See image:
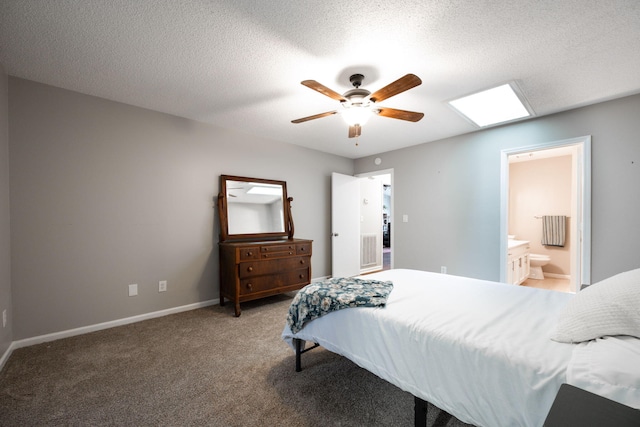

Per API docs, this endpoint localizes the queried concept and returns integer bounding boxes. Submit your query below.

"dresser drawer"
[238,256,309,278]
[260,250,296,259]
[260,243,296,253]
[296,242,311,255]
[238,247,260,261]
[259,243,298,259]
[239,268,309,295]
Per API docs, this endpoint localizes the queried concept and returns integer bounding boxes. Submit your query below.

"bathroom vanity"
[507,239,530,285]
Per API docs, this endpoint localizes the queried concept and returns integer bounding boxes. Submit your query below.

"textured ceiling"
[2,0,640,159]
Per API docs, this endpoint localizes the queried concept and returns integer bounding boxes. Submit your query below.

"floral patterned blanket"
[286,277,394,333]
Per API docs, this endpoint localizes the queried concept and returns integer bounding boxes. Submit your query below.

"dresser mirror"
[218,175,294,242]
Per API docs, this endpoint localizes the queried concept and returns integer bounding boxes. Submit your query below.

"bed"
[281,268,640,427]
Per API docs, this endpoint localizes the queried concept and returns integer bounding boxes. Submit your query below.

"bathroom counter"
[508,239,530,249]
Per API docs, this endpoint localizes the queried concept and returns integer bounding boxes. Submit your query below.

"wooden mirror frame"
[217,175,294,242]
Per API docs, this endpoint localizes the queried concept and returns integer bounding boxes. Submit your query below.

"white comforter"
[282,269,640,427]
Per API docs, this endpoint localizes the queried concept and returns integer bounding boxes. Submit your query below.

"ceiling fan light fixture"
[341,103,373,126]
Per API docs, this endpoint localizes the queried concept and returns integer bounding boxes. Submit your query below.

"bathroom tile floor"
[522,277,572,293]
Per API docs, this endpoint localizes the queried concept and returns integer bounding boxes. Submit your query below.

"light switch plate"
[128,284,138,297]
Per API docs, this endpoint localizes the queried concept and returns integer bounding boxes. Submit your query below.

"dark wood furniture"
[219,238,312,316]
[217,175,312,316]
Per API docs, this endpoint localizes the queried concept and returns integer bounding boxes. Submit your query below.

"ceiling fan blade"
[291,111,337,123]
[301,80,347,102]
[348,124,361,138]
[376,107,424,122]
[369,74,422,103]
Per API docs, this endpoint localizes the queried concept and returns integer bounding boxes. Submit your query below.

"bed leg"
[294,338,303,372]
[414,396,428,427]
[293,338,320,372]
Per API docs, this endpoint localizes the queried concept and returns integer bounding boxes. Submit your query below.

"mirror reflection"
[226,179,286,235]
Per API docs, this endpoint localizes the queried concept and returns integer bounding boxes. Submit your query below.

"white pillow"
[552,268,640,343]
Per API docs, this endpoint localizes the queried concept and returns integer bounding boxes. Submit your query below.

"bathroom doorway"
[499,136,591,293]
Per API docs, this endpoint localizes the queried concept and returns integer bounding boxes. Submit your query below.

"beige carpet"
[0,294,473,426]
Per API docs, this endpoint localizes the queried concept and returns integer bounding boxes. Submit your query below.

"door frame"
[499,136,591,290]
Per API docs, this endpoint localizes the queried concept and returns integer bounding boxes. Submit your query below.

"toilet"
[529,254,551,280]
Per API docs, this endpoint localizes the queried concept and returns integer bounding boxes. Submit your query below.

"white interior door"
[331,172,360,277]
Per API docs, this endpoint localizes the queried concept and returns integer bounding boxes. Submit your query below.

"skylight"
[449,83,532,127]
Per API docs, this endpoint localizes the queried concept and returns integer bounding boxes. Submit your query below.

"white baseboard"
[0,341,17,372]
[9,298,219,353]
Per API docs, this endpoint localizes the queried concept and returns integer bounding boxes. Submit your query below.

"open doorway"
[357,172,392,274]
[500,136,591,293]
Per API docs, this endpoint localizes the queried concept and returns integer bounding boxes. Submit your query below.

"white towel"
[542,215,566,247]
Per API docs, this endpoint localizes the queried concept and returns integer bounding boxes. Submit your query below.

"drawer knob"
[247,266,254,272]
[300,259,305,265]
[299,274,304,279]
[247,251,253,256]
[246,283,253,290]
[300,247,305,252]
[289,251,293,255]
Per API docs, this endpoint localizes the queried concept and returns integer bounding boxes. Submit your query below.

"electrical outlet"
[2,309,6,328]
[128,284,138,297]
[158,280,167,292]
[441,266,447,274]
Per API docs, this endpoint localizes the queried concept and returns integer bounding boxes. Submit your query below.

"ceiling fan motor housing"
[349,73,365,88]
[343,88,371,105]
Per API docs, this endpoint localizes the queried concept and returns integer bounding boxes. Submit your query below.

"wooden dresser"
[219,238,312,316]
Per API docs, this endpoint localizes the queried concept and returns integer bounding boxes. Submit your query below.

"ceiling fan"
[292,73,424,138]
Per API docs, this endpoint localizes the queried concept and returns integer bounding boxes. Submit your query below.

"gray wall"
[9,77,352,340]
[355,93,640,283]
[0,64,12,354]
